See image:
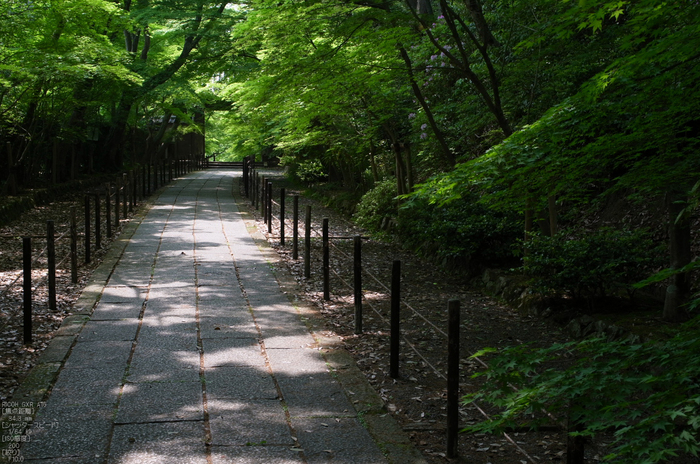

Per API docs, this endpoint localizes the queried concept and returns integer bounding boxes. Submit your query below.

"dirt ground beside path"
[237,173,599,464]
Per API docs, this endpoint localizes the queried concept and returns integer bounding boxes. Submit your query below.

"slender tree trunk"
[404,142,414,191]
[399,46,455,167]
[394,143,407,195]
[369,140,379,184]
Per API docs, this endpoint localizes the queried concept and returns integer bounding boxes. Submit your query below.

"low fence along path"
[18,170,395,463]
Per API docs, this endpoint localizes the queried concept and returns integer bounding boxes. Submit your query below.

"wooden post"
[133,169,138,206]
[354,236,362,334]
[304,206,311,278]
[47,221,56,311]
[390,260,401,379]
[280,187,286,245]
[154,162,158,190]
[84,195,91,264]
[255,173,265,210]
[567,398,585,464]
[114,177,120,229]
[129,171,134,212]
[243,156,249,197]
[122,173,128,219]
[23,237,32,345]
[251,169,256,206]
[261,176,266,217]
[447,299,460,458]
[267,182,273,234]
[292,195,299,260]
[70,207,77,283]
[105,184,112,238]
[95,193,101,250]
[323,218,330,301]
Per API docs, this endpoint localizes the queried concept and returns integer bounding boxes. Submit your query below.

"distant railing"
[0,155,205,346]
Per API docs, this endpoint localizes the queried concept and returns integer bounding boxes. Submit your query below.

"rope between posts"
[329,266,445,380]
[56,251,71,269]
[330,241,555,425]
[308,221,450,341]
[0,237,55,300]
[328,257,538,464]
[0,274,23,301]
[327,266,536,462]
[249,191,546,462]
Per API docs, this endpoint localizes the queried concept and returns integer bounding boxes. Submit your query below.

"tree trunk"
[394,143,407,195]
[369,140,379,183]
[663,192,691,322]
[404,142,414,191]
[398,46,455,167]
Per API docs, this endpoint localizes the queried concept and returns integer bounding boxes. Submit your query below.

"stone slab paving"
[9,170,424,464]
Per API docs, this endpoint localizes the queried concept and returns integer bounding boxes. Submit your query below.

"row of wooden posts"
[15,158,202,346]
[240,158,463,458]
[240,161,591,463]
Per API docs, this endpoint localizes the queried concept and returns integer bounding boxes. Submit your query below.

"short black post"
[122,173,128,219]
[252,170,257,207]
[84,195,91,264]
[147,164,152,195]
[292,195,299,260]
[105,183,112,238]
[267,182,273,233]
[153,163,158,190]
[323,218,330,301]
[280,188,286,246]
[258,173,262,209]
[129,170,135,212]
[95,193,101,250]
[447,299,461,458]
[142,165,146,199]
[243,156,249,197]
[115,177,121,228]
[47,221,56,311]
[135,169,139,204]
[390,260,401,379]
[23,237,32,345]
[70,207,77,284]
[354,236,362,334]
[304,206,311,278]
[567,397,586,464]
[261,176,266,217]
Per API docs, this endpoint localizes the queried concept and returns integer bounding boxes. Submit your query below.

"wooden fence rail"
[1,157,199,346]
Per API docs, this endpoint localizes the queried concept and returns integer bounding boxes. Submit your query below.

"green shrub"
[353,179,398,232]
[397,194,522,272]
[522,228,664,299]
[465,321,700,463]
[280,156,326,185]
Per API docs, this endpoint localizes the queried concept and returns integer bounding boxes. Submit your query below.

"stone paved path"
[15,170,410,464]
